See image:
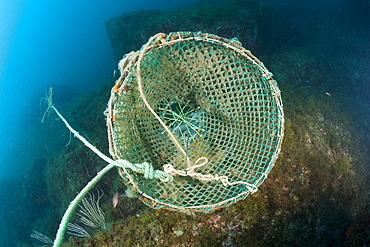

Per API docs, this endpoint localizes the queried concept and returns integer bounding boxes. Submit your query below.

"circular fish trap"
[106,32,284,214]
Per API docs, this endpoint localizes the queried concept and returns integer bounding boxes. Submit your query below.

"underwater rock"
[105,0,301,60]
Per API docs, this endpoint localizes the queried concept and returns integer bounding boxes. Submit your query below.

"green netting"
[106,32,284,214]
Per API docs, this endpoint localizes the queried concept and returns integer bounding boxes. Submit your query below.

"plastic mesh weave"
[107,32,284,213]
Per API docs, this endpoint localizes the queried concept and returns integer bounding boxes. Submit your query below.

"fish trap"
[106,32,284,214]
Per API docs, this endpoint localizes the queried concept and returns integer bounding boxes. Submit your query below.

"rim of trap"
[106,32,284,214]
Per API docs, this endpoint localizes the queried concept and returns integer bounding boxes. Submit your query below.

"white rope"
[163,157,259,194]
[135,33,192,167]
[43,88,172,183]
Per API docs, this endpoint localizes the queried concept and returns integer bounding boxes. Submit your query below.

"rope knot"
[142,162,154,179]
[112,159,173,182]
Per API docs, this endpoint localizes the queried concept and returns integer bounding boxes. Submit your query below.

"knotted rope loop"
[112,159,173,182]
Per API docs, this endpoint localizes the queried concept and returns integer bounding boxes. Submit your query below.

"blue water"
[0,0,199,180]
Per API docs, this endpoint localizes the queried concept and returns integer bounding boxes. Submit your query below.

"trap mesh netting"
[106,32,284,213]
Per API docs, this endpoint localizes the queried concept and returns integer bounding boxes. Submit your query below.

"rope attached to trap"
[42,88,172,247]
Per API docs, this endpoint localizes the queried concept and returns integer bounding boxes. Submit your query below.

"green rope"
[53,162,115,247]
[53,160,172,247]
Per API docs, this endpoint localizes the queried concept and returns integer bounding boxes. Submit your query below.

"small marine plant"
[76,188,106,230]
[30,230,53,245]
[64,189,106,240]
[67,223,91,238]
